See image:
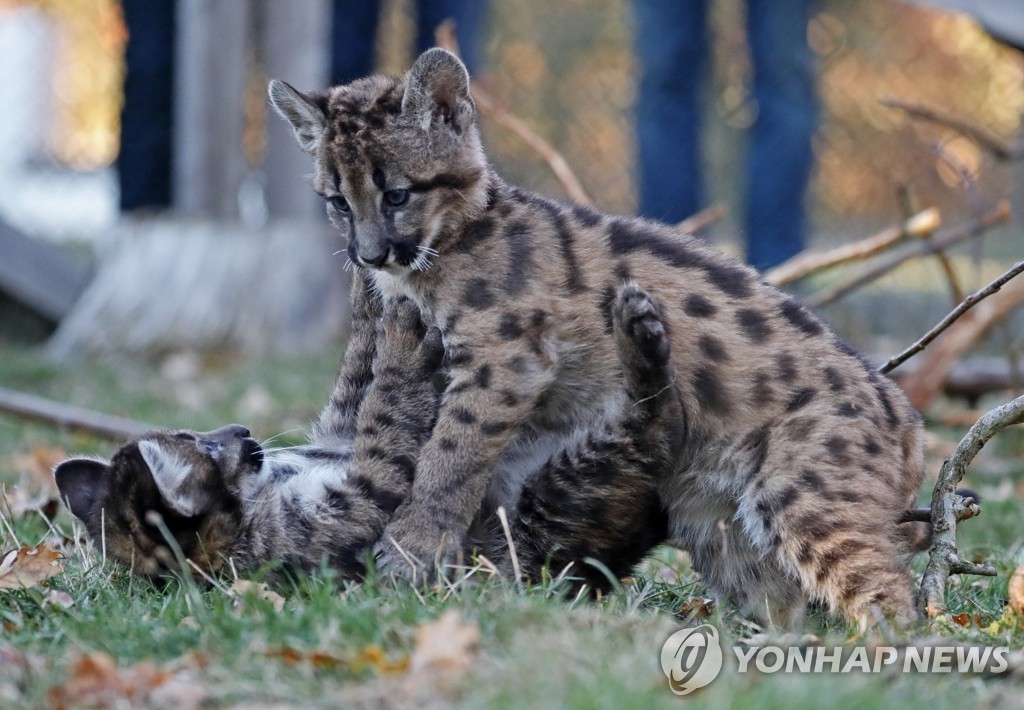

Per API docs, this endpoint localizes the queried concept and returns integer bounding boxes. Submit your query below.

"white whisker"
[412,245,436,272]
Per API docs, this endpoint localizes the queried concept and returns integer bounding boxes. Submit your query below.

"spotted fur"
[269,49,927,624]
[55,299,444,580]
[56,288,683,592]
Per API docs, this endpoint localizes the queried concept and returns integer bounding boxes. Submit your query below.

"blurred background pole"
[261,0,331,220]
[173,0,250,218]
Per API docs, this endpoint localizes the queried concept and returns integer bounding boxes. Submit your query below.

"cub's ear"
[402,48,475,133]
[268,79,329,153]
[137,439,207,518]
[54,458,108,523]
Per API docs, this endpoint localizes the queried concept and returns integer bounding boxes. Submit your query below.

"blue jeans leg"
[331,0,383,84]
[633,0,708,224]
[119,0,176,212]
[744,0,818,270]
[416,0,489,74]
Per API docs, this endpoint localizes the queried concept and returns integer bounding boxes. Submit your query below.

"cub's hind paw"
[613,284,670,367]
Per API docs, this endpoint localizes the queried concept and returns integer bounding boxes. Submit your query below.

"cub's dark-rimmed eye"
[384,189,409,207]
[174,433,195,441]
[327,195,350,213]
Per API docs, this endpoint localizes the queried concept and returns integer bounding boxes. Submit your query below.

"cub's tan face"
[54,425,262,579]
[268,48,490,273]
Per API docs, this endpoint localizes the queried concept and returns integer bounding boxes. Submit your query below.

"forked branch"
[920,395,1024,619]
[806,201,1010,308]
[765,208,940,286]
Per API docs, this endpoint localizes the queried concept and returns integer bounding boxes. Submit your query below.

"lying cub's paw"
[372,528,462,586]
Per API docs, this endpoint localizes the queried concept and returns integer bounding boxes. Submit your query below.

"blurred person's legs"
[330,0,382,84]
[744,0,818,270]
[415,0,489,74]
[119,0,176,212]
[633,0,708,224]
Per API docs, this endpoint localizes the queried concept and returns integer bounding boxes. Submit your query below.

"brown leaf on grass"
[1008,563,1024,615]
[408,611,480,678]
[359,644,410,676]
[1,484,60,522]
[12,446,66,494]
[42,589,75,610]
[0,545,63,590]
[227,579,285,612]
[951,613,972,627]
[678,596,716,621]
[47,652,207,710]
[2,446,67,523]
[266,644,410,675]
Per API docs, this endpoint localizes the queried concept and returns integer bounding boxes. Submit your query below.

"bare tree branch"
[897,178,964,304]
[900,271,1024,409]
[882,97,1024,161]
[435,21,592,206]
[920,395,1024,619]
[764,208,940,286]
[676,203,727,235]
[806,201,1011,308]
[0,386,153,441]
[879,260,1024,375]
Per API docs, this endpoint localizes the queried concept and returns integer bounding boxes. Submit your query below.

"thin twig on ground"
[435,21,592,206]
[0,386,153,441]
[806,201,1010,308]
[879,261,1024,375]
[920,395,1024,619]
[764,208,940,286]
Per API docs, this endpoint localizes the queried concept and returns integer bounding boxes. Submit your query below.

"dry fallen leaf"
[47,651,207,710]
[409,611,480,678]
[12,446,66,493]
[0,545,63,590]
[359,645,410,676]
[951,612,972,627]
[678,596,716,621]
[228,579,286,612]
[1008,562,1024,615]
[4,488,59,522]
[42,589,75,610]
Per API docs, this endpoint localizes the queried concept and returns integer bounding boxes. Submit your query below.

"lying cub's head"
[54,424,262,578]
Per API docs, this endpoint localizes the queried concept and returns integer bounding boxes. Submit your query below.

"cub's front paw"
[373,524,462,585]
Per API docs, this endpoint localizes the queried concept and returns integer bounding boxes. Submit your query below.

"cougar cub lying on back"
[55,288,679,590]
[268,48,927,625]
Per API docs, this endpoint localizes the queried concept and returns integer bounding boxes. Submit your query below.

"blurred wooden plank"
[262,0,330,219]
[0,386,152,441]
[173,0,249,217]
[0,220,92,322]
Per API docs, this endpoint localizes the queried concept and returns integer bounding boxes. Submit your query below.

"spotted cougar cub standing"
[55,288,680,590]
[269,48,926,625]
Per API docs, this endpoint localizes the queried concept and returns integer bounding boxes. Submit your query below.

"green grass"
[1,342,1022,708]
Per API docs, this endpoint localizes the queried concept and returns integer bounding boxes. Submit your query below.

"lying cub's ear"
[54,458,108,523]
[138,440,204,518]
